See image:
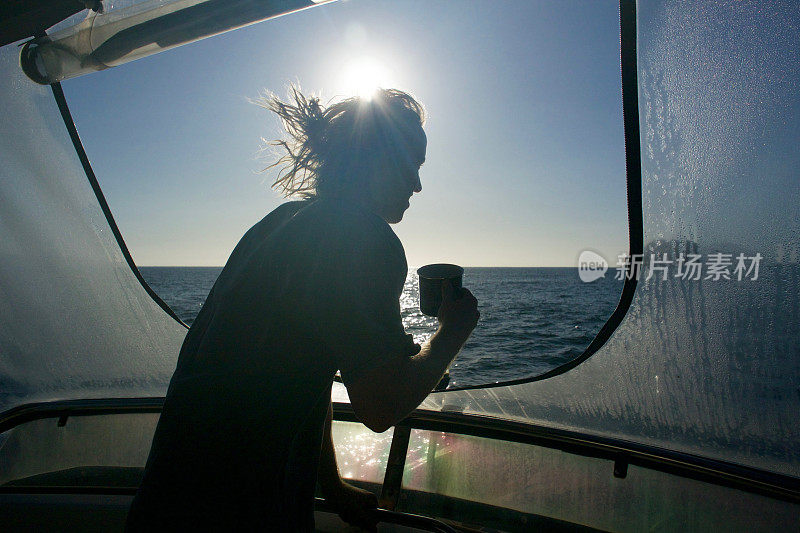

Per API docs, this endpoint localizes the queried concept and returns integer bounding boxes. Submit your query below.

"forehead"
[381,108,426,161]
[395,118,426,159]
[408,124,427,159]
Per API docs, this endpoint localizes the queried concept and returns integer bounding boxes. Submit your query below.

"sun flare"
[340,56,392,99]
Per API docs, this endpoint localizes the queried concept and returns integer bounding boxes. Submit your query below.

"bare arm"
[317,399,343,495]
[318,398,380,531]
[344,280,479,433]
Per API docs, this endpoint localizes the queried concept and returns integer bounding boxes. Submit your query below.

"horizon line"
[137,265,595,269]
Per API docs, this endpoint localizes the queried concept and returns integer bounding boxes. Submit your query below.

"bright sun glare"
[340,56,392,99]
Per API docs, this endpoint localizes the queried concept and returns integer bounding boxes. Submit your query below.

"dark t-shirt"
[126,198,419,531]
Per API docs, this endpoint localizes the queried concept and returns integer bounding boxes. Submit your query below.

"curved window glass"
[62,0,627,387]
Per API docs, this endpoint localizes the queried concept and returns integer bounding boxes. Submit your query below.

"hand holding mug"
[438,279,479,337]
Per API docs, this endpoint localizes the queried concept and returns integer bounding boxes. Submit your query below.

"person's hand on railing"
[322,480,379,532]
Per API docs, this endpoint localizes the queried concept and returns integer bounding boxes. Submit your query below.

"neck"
[316,194,386,222]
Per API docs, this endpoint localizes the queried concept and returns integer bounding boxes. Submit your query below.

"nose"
[412,173,422,193]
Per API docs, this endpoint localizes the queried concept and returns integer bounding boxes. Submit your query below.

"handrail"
[0,483,458,532]
[315,498,460,533]
[1,397,798,504]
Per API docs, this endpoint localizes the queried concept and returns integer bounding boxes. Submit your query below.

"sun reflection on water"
[400,269,438,345]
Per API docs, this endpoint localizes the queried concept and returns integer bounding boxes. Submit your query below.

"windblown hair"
[255,86,426,199]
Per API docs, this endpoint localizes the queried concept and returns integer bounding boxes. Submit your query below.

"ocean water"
[140,267,622,387]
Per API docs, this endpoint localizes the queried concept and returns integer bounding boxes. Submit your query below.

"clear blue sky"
[62,0,627,267]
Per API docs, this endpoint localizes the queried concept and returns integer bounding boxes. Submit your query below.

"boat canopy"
[18,0,329,84]
[1,0,798,502]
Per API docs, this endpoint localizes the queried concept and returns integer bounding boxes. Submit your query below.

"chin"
[378,201,410,224]
[384,207,407,224]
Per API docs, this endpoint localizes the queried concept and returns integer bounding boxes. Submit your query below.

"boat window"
[61,0,627,386]
[397,429,799,531]
[0,413,158,488]
[0,414,388,490]
[2,413,796,531]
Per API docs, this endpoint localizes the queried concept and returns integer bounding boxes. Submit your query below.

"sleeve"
[316,216,421,382]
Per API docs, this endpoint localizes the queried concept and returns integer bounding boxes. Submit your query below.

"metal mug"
[417,263,464,317]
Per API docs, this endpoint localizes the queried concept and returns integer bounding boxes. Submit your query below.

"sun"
[340,56,393,100]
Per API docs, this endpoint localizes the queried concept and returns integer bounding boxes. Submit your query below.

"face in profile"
[369,122,427,224]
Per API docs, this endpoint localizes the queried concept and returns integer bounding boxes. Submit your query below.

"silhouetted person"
[125,88,479,532]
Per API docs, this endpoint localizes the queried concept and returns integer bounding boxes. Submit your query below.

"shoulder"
[294,199,407,273]
[223,200,309,265]
[327,200,404,261]
[299,199,401,243]
[260,200,308,228]
[241,200,308,242]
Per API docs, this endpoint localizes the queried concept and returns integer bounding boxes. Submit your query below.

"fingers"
[334,485,378,532]
[442,280,476,302]
[363,491,378,508]
[437,278,480,335]
[441,278,454,300]
[342,512,376,532]
[452,287,477,311]
[341,508,377,533]
[459,287,477,305]
[440,284,478,311]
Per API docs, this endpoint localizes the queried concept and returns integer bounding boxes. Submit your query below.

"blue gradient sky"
[62,0,627,267]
